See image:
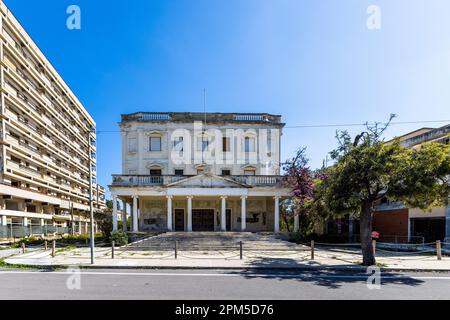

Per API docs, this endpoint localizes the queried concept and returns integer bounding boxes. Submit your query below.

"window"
[128,138,137,153]
[174,169,184,176]
[149,137,161,151]
[173,137,183,152]
[150,169,162,176]
[221,169,231,176]
[222,137,231,152]
[245,137,255,152]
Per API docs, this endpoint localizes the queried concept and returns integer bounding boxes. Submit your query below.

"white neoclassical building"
[109,112,291,233]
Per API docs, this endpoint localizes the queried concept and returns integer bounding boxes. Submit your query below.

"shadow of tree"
[238,257,425,289]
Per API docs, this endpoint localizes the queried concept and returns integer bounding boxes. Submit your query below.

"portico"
[111,174,289,233]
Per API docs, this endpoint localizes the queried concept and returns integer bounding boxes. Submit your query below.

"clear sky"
[5,0,450,198]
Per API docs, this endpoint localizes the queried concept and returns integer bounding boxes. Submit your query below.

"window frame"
[149,136,162,152]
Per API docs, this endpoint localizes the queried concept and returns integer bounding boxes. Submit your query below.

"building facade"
[109,112,291,233]
[373,124,450,243]
[0,2,106,238]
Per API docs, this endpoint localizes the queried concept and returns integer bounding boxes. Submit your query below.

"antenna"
[203,88,207,125]
[202,89,207,166]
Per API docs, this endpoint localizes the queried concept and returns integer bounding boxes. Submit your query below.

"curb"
[3,260,450,273]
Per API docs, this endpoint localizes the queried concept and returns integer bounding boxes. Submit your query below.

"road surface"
[0,268,449,300]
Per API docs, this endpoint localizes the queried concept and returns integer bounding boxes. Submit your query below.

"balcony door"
[150,169,162,176]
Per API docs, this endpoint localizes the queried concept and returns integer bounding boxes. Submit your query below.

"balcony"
[111,175,286,188]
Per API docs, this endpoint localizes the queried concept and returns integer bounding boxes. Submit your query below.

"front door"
[226,209,231,231]
[175,209,185,231]
[192,209,214,231]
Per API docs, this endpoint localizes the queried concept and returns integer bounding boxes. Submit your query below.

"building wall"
[120,121,282,177]
[0,2,106,236]
[373,209,409,240]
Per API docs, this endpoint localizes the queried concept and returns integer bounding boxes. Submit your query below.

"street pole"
[87,129,95,265]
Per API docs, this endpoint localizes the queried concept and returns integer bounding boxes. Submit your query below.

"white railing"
[233,114,265,121]
[111,175,285,187]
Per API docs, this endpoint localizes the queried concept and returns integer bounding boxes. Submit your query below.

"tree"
[316,117,450,266]
[106,199,121,210]
[282,148,317,236]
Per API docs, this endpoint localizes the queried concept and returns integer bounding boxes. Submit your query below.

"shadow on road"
[238,257,425,289]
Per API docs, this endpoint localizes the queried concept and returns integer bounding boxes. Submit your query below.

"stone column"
[187,196,193,232]
[112,195,118,232]
[167,196,173,231]
[23,217,28,227]
[132,196,138,232]
[122,199,127,232]
[274,196,280,233]
[241,196,247,231]
[78,220,83,234]
[220,196,227,232]
[294,214,299,233]
[1,216,7,226]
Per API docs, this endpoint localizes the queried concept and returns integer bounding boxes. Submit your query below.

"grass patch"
[0,257,66,271]
[55,246,77,254]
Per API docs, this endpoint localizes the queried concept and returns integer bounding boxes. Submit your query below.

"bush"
[110,231,128,246]
[11,237,43,248]
[60,233,105,245]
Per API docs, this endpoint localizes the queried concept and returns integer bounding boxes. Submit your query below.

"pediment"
[167,174,250,188]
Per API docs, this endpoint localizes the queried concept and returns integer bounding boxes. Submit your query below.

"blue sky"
[5,0,450,198]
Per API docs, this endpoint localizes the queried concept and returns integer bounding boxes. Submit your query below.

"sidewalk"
[4,246,450,271]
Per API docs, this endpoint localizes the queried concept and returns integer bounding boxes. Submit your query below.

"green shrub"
[11,237,43,248]
[110,231,128,246]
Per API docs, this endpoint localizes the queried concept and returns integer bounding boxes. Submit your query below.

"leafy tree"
[282,148,317,236]
[106,199,121,210]
[316,117,450,265]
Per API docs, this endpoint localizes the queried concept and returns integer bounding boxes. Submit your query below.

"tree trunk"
[283,213,291,232]
[360,201,375,266]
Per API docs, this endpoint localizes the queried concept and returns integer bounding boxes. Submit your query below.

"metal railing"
[351,234,425,245]
[111,174,286,187]
[0,225,69,239]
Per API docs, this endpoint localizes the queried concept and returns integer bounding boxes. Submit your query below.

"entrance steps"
[128,232,300,251]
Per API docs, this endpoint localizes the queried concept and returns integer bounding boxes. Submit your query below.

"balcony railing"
[111,175,286,187]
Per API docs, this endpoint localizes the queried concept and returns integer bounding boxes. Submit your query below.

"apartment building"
[373,124,450,243]
[109,112,291,233]
[0,2,106,238]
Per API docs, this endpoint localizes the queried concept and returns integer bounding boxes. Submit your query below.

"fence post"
[51,240,56,258]
[311,240,315,260]
[437,240,442,261]
[44,240,48,251]
[111,241,115,259]
[372,240,377,257]
[239,241,243,260]
[174,240,178,259]
[21,242,26,254]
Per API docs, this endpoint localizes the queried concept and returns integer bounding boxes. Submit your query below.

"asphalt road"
[0,268,449,300]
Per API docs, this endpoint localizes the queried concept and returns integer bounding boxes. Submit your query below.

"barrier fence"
[9,238,449,262]
[0,225,70,239]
